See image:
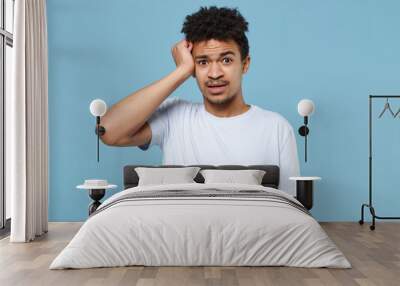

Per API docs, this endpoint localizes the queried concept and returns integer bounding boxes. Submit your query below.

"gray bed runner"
[90,189,310,217]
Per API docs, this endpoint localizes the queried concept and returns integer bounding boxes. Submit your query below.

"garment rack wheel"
[359,203,376,230]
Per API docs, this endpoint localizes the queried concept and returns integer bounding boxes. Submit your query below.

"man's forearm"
[100,67,191,145]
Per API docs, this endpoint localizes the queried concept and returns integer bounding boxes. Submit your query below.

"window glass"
[5,43,12,219]
[0,0,3,29]
[5,0,14,33]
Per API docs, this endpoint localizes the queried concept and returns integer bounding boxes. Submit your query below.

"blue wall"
[47,0,400,222]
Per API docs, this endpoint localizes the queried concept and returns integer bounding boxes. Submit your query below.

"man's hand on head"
[171,39,195,79]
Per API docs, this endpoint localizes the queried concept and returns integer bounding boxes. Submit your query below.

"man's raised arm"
[100,40,194,146]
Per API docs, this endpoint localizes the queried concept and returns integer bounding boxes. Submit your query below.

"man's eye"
[222,58,232,64]
[197,60,207,65]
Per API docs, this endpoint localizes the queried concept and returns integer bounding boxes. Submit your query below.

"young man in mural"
[100,6,300,195]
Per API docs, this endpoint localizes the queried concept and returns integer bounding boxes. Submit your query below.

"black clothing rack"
[359,95,400,230]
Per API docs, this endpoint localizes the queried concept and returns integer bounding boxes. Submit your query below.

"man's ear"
[242,55,250,74]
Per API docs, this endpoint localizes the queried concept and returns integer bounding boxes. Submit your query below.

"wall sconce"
[89,99,107,162]
[297,99,315,162]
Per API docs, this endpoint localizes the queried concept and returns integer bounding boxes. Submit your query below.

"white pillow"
[135,167,201,186]
[200,169,266,185]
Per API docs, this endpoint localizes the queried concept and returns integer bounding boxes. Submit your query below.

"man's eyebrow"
[194,51,236,60]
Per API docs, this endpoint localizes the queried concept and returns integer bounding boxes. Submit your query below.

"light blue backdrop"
[47,0,400,221]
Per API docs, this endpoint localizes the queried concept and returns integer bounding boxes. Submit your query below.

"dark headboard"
[123,165,279,189]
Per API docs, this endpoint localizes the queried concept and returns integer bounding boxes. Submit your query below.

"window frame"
[0,0,14,234]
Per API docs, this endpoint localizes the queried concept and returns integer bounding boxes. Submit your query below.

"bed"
[50,165,351,269]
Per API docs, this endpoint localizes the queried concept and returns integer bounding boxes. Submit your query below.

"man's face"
[192,39,250,105]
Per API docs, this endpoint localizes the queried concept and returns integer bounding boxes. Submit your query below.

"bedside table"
[289,176,321,210]
[77,180,117,215]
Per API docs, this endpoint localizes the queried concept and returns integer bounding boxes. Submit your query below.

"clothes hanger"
[378,98,395,118]
[394,105,400,118]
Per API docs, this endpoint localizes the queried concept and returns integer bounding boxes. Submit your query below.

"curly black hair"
[181,6,249,60]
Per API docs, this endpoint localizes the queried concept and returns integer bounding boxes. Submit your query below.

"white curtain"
[8,0,49,242]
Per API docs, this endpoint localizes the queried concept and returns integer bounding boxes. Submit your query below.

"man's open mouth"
[207,83,228,95]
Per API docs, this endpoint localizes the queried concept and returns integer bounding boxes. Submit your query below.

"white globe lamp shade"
[90,99,107,117]
[297,99,315,117]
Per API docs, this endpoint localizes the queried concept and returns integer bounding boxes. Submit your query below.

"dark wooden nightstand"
[289,176,321,210]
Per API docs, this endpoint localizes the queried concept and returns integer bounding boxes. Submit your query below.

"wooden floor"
[0,222,399,286]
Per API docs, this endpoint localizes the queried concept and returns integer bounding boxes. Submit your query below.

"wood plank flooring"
[0,222,399,286]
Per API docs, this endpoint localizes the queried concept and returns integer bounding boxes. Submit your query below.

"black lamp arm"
[298,116,310,162]
[298,116,309,137]
[94,116,106,162]
[95,116,106,136]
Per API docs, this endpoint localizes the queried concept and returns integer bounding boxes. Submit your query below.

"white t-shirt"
[140,97,300,196]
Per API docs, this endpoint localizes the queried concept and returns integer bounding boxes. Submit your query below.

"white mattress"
[50,183,351,269]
